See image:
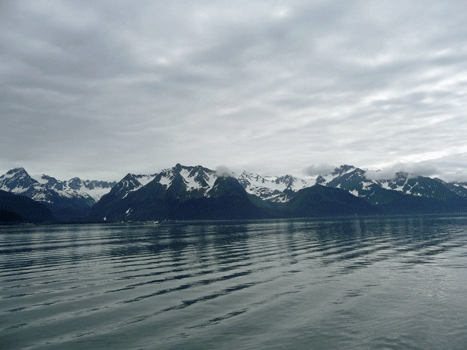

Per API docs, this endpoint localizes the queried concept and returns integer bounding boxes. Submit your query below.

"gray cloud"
[215,165,233,177]
[1,0,467,180]
[304,164,337,176]
[365,163,439,180]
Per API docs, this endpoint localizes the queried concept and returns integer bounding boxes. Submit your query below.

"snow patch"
[238,171,316,202]
[2,172,15,179]
[137,174,156,187]
[159,175,172,187]
[380,182,392,190]
[181,169,200,189]
[11,186,28,194]
[31,174,48,184]
[78,187,110,202]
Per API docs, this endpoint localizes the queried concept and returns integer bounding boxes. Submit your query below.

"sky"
[1,0,467,182]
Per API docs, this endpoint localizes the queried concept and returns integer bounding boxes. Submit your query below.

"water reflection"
[213,224,249,266]
[2,216,467,350]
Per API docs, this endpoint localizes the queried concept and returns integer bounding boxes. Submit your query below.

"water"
[1,216,467,349]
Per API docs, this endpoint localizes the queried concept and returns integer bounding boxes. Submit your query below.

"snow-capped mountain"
[156,163,218,196]
[89,164,265,221]
[0,168,116,203]
[0,168,36,194]
[316,165,368,189]
[314,165,467,202]
[94,162,467,206]
[89,163,380,222]
[0,168,116,220]
[236,165,377,202]
[65,178,117,202]
[235,164,467,214]
[0,168,76,203]
[300,165,467,213]
[99,164,218,203]
[5,163,467,222]
[101,164,318,204]
[236,171,315,202]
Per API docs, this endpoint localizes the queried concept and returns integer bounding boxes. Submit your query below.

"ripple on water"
[1,217,467,349]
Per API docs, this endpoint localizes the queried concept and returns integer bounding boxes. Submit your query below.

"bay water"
[1,216,467,349]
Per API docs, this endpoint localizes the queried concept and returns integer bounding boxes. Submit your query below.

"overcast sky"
[1,0,467,181]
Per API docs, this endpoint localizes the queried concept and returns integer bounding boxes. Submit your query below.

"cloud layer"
[304,164,337,176]
[364,163,439,180]
[1,1,467,181]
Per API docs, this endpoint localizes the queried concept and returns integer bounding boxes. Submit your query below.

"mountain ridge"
[0,168,116,220]
[3,163,467,222]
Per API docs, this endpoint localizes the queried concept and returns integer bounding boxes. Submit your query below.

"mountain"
[237,172,314,202]
[88,164,266,221]
[5,163,467,222]
[444,181,467,199]
[0,190,54,224]
[236,164,467,215]
[0,168,116,220]
[307,165,467,214]
[64,177,117,202]
[88,164,389,221]
[236,165,372,203]
[285,184,380,217]
[169,176,266,220]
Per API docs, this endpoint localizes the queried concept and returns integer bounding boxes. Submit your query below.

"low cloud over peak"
[365,163,439,180]
[304,164,337,176]
[215,165,233,178]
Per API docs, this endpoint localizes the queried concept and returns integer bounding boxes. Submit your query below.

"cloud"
[443,173,467,183]
[304,164,337,176]
[365,163,439,180]
[1,1,467,180]
[215,165,233,177]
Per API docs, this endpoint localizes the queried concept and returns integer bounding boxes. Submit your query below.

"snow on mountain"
[134,174,156,187]
[445,181,467,200]
[452,182,467,189]
[236,171,316,202]
[113,164,319,203]
[7,163,467,209]
[0,168,116,204]
[112,164,219,201]
[107,164,388,204]
[151,164,216,191]
[316,165,370,187]
[314,166,467,204]
[113,174,149,199]
[1,168,35,194]
[110,173,157,199]
[66,178,117,201]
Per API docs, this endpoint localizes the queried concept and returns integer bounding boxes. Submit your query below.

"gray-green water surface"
[1,216,467,349]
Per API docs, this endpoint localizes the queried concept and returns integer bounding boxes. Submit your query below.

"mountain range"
[0,168,116,221]
[2,163,467,223]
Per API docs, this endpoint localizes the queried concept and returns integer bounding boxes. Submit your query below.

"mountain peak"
[0,167,37,194]
[67,177,84,191]
[275,174,296,188]
[208,176,245,198]
[332,165,355,175]
[6,167,29,178]
[122,173,136,180]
